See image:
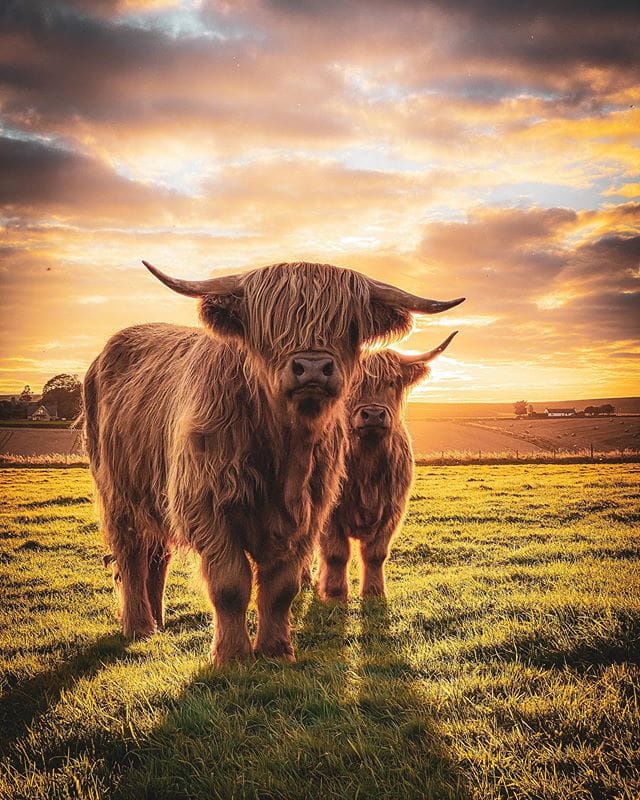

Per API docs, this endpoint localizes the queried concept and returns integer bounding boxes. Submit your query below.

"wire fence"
[414,446,640,466]
[3,446,639,470]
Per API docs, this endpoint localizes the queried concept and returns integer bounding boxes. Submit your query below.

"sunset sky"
[1,0,639,402]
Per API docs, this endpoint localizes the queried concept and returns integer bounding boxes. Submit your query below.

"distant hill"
[407,397,640,420]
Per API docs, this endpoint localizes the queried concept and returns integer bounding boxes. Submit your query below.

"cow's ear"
[363,301,413,345]
[401,361,431,387]
[199,293,245,341]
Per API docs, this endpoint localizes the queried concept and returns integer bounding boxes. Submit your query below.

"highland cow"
[318,332,458,602]
[84,260,463,665]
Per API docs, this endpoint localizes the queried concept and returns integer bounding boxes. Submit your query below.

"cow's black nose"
[358,405,387,427]
[291,354,334,386]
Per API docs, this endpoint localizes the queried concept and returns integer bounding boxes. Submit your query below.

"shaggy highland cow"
[84,261,463,665]
[318,332,458,602]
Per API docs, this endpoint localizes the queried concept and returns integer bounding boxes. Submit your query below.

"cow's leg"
[108,517,156,639]
[359,531,392,598]
[146,543,171,631]
[254,559,301,661]
[201,546,253,666]
[300,553,313,588]
[318,525,350,602]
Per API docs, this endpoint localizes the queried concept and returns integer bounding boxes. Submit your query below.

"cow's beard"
[268,370,343,429]
[353,426,389,443]
[288,384,337,418]
[288,391,340,430]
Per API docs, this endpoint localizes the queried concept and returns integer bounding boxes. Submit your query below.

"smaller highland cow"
[318,332,458,601]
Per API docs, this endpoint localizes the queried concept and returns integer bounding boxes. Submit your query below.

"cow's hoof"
[124,623,157,641]
[361,588,386,599]
[212,643,254,667]
[319,591,348,604]
[253,642,296,662]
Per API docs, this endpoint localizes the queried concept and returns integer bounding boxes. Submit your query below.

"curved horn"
[142,260,243,297]
[369,278,465,314]
[397,331,459,365]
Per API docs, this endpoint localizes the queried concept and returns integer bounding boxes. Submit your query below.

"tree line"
[514,401,616,418]
[0,374,82,420]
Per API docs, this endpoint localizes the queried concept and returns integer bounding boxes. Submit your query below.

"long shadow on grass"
[110,590,355,799]
[109,592,470,800]
[0,633,130,754]
[469,628,640,674]
[356,597,470,800]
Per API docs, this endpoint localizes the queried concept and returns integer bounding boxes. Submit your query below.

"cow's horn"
[142,261,243,296]
[397,331,459,364]
[369,278,465,314]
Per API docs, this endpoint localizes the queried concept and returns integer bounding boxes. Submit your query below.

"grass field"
[1,465,639,799]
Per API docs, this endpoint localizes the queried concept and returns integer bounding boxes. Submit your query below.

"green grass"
[1,465,639,800]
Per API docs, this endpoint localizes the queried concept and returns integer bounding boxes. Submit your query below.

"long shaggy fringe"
[241,263,375,363]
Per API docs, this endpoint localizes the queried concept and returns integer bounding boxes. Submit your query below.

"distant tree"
[599,404,615,416]
[18,385,32,402]
[41,373,82,419]
[527,404,534,416]
[584,405,597,416]
[0,398,26,419]
[514,400,528,417]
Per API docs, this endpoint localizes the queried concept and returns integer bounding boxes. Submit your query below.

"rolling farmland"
[3,410,640,459]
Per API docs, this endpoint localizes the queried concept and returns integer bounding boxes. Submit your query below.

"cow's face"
[350,333,459,440]
[143,261,463,425]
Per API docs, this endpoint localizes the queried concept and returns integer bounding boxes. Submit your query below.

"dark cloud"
[2,0,638,144]
[550,290,640,345]
[1,2,201,118]
[444,0,640,68]
[416,205,640,361]
[418,207,577,297]
[567,235,640,289]
[0,134,185,220]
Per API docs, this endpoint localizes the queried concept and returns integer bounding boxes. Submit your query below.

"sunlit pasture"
[1,465,639,800]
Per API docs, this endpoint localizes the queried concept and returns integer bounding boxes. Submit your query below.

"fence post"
[553,449,556,462]
[590,443,594,460]
[516,449,518,460]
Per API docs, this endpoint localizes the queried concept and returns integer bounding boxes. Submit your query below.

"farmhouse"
[28,404,58,421]
[545,408,576,417]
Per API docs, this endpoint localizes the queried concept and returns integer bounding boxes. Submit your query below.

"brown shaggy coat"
[85,261,462,664]
[318,339,455,601]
